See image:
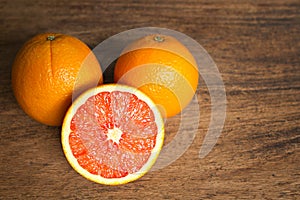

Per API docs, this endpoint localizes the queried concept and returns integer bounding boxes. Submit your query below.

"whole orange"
[11,33,102,126]
[114,34,199,117]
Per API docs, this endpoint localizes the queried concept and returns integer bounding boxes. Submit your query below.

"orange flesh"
[69,91,158,178]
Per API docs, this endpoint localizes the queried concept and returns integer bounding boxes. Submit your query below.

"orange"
[114,34,199,117]
[11,33,102,126]
[61,84,164,185]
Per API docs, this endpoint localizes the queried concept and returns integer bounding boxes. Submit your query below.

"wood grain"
[0,0,299,199]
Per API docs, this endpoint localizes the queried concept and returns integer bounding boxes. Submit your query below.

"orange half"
[61,84,164,185]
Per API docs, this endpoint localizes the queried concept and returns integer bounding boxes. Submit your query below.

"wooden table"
[1,0,299,199]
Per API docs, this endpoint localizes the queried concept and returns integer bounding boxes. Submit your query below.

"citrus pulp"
[61,84,164,185]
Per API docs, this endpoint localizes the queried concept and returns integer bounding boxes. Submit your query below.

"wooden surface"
[1,0,299,199]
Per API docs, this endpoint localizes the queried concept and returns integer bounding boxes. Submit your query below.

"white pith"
[107,127,123,144]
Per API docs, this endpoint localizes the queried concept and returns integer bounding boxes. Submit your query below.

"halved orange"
[61,84,164,185]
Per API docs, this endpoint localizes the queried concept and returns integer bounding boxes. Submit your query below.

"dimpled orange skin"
[114,34,199,117]
[11,33,102,126]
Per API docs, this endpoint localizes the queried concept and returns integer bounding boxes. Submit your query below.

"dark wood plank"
[0,0,299,199]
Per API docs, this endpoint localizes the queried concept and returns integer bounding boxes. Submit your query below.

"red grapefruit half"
[61,84,164,185]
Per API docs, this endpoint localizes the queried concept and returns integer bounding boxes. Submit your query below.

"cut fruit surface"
[61,84,164,185]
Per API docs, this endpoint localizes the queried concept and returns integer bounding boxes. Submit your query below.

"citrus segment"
[62,84,164,185]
